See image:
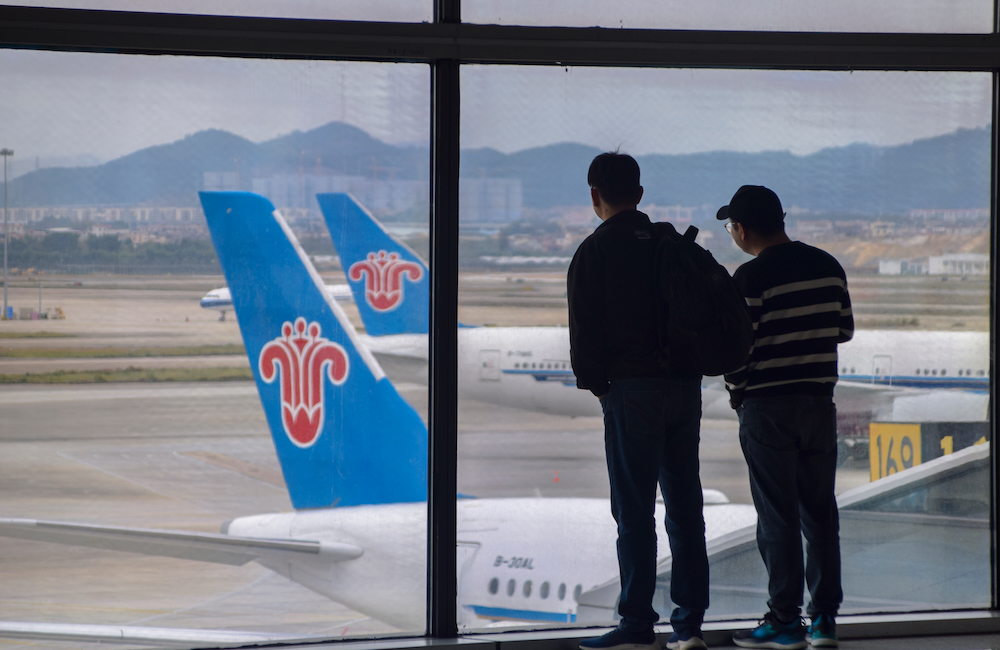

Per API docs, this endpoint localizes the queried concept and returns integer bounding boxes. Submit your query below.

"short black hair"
[588,152,641,206]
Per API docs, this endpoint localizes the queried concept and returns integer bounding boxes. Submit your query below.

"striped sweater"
[724,241,854,407]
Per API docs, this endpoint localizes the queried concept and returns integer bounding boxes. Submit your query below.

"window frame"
[0,0,997,640]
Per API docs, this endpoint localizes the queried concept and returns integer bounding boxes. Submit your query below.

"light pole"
[1,149,12,322]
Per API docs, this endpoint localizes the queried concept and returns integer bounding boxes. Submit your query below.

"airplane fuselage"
[369,328,989,422]
[224,498,758,631]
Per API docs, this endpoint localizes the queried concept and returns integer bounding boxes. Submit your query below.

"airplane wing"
[0,621,313,648]
[576,503,758,622]
[833,380,990,422]
[359,333,428,360]
[0,518,363,566]
[834,379,921,396]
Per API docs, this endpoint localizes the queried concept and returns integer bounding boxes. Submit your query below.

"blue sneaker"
[578,626,658,650]
[806,614,838,648]
[733,612,807,649]
[666,629,707,650]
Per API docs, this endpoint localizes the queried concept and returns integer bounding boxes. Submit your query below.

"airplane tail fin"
[317,193,429,336]
[200,191,427,509]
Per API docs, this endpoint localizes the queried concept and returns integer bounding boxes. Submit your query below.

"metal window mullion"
[427,54,460,639]
[991,69,999,611]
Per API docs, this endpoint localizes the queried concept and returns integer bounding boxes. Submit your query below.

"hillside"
[7,122,990,216]
[822,231,989,269]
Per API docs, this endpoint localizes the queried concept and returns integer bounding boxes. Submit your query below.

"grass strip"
[0,343,246,358]
[0,366,254,384]
[0,331,72,339]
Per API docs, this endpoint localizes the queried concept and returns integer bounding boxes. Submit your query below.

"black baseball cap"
[716,185,785,233]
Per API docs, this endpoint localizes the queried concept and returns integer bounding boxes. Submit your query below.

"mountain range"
[6,121,990,216]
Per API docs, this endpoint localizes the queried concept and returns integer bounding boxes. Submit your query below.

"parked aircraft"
[0,192,756,646]
[200,284,351,321]
[317,192,990,425]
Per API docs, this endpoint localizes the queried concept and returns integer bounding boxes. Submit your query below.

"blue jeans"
[738,395,843,621]
[601,377,708,636]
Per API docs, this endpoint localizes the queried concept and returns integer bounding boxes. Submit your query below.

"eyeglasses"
[724,221,735,233]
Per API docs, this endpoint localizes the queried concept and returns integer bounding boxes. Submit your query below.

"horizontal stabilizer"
[0,518,362,566]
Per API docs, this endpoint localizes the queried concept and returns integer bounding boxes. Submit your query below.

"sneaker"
[733,612,808,649]
[806,614,838,648]
[666,630,707,650]
[578,626,658,650]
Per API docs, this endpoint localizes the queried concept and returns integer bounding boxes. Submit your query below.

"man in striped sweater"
[717,186,854,650]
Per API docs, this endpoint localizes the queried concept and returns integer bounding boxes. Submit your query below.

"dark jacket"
[567,209,674,397]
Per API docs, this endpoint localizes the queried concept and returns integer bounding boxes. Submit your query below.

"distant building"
[135,223,208,241]
[928,253,989,275]
[879,258,928,275]
[121,231,167,245]
[833,220,868,238]
[645,204,695,228]
[909,208,989,222]
[459,178,522,224]
[87,223,128,237]
[1,223,25,238]
[251,173,427,217]
[5,205,203,224]
[203,171,240,192]
[795,220,833,238]
[695,229,714,249]
[870,221,895,237]
[879,253,988,276]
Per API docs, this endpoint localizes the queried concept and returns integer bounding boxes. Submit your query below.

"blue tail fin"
[317,193,429,336]
[200,191,427,509]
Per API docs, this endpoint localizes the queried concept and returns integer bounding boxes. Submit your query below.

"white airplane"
[200,284,352,321]
[0,192,757,647]
[317,193,990,426]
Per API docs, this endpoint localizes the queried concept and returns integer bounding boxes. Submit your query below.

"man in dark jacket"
[569,153,708,650]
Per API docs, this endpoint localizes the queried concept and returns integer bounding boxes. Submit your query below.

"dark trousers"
[738,395,843,621]
[601,377,708,636]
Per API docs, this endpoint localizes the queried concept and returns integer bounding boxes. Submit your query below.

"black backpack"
[651,222,753,376]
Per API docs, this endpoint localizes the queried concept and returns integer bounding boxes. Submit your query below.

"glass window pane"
[0,0,432,22]
[463,0,992,34]
[457,65,991,632]
[0,50,429,646]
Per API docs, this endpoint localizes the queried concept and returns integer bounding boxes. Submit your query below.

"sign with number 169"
[869,423,921,481]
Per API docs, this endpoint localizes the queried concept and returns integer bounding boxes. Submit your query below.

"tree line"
[5,233,221,272]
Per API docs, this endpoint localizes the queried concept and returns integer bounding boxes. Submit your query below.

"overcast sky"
[0,47,992,176]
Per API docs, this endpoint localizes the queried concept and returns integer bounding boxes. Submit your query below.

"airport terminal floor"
[204,626,1000,650]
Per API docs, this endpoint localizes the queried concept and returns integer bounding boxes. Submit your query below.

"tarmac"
[0,274,978,648]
